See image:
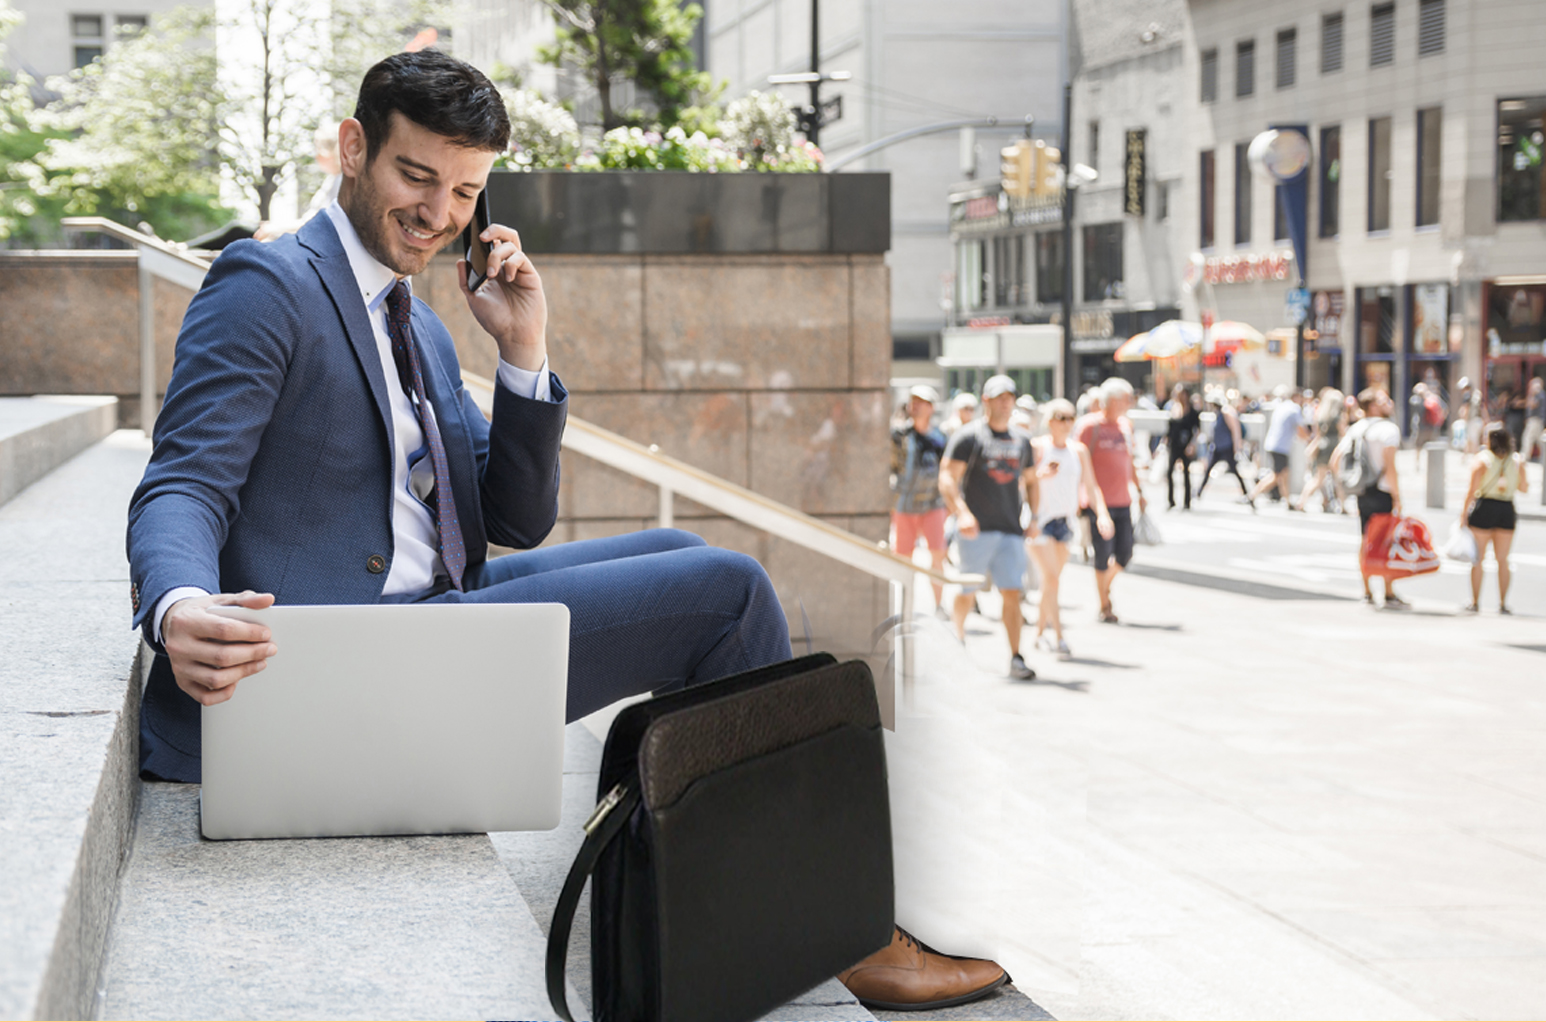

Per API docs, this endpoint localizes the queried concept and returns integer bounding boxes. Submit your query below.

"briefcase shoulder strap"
[546,781,642,1022]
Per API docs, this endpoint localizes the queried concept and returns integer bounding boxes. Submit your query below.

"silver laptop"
[201,603,569,840]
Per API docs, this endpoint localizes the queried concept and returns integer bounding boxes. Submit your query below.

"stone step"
[0,396,118,508]
[0,430,149,1021]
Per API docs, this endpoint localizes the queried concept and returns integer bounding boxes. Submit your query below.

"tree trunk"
[593,9,616,131]
[256,164,282,222]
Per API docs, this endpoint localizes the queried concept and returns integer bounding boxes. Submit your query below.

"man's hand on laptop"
[162,591,278,706]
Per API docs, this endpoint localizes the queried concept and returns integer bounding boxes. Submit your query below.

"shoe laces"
[895,926,922,953]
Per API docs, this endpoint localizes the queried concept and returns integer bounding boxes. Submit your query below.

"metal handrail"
[59,217,215,429]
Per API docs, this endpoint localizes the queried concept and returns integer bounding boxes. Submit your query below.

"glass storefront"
[1483,279,1546,440]
[1354,283,1459,437]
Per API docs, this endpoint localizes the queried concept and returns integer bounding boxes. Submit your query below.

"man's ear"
[338,118,369,180]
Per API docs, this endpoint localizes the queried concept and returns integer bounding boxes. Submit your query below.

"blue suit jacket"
[127,215,567,782]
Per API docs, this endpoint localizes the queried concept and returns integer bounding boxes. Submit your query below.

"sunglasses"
[1051,414,1075,422]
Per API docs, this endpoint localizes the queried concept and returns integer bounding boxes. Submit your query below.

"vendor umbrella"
[1123,319,1204,360]
[1206,320,1267,353]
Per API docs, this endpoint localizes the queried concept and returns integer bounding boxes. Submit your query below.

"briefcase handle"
[546,781,641,1022]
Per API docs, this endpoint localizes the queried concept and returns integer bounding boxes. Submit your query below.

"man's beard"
[343,168,455,277]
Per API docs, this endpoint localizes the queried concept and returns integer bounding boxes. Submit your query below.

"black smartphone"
[462,189,492,290]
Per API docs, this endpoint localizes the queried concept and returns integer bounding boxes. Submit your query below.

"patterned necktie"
[383,280,466,590]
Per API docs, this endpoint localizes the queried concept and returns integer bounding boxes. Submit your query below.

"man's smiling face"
[340,110,496,277]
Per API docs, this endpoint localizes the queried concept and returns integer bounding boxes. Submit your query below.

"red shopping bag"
[1360,514,1441,579]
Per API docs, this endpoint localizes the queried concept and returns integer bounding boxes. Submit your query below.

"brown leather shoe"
[837,926,1008,1011]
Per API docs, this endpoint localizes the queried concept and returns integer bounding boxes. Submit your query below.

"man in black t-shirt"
[939,375,1039,680]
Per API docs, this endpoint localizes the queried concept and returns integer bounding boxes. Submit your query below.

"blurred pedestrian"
[1077,377,1146,624]
[890,385,950,616]
[1460,423,1529,614]
[1333,388,1407,609]
[1456,377,1484,453]
[1011,394,1040,435]
[942,392,979,436]
[1195,388,1249,500]
[1297,387,1348,513]
[1521,377,1544,462]
[1164,384,1201,511]
[1029,399,1111,657]
[1244,385,1310,509]
[939,375,1040,680]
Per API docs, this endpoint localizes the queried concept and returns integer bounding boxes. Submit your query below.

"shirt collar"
[324,200,406,315]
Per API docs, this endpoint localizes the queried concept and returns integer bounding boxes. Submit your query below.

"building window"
[1370,3,1395,67]
[1089,120,1100,173]
[115,13,147,35]
[1322,12,1344,73]
[1236,39,1256,97]
[1158,180,1171,222]
[71,12,104,67]
[1276,28,1297,89]
[992,234,1026,307]
[1417,107,1442,226]
[1368,115,1392,231]
[1418,0,1444,55]
[1035,231,1064,303]
[1319,125,1341,237]
[958,239,986,311]
[1081,223,1124,302]
[1234,142,1252,245]
[1498,96,1546,222]
[1200,47,1218,103]
[1200,149,1216,248]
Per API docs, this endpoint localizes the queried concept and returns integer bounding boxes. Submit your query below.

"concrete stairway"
[0,422,878,1021]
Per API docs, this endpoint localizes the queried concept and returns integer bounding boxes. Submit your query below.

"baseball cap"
[982,375,1017,399]
[908,384,940,404]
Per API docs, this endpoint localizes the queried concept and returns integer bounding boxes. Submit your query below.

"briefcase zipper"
[584,782,628,835]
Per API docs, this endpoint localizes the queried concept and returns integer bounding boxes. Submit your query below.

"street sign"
[1285,286,1310,326]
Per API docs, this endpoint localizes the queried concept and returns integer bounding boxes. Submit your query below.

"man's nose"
[418,188,454,232]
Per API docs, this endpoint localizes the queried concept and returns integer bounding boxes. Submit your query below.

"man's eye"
[404,173,426,184]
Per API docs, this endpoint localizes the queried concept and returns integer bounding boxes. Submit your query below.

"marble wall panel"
[642,256,852,391]
[559,391,750,520]
[850,257,892,390]
[748,389,892,516]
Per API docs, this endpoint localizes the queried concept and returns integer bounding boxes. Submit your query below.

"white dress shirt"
[153,202,556,639]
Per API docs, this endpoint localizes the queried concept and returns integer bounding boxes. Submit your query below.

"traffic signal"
[1000,141,1034,199]
[1034,143,1062,200]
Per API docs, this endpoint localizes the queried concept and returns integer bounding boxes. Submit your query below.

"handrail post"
[138,261,157,432]
[891,578,915,710]
[658,485,674,529]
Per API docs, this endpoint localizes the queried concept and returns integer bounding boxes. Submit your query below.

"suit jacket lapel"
[300,217,395,452]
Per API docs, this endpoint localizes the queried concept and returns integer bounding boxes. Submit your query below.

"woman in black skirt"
[1461,424,1529,614]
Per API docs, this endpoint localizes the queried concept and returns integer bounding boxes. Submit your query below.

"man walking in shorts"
[940,375,1039,680]
[890,385,949,615]
[1077,377,1147,623]
[1245,385,1310,509]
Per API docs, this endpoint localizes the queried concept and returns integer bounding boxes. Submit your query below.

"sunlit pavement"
[885,452,1546,1020]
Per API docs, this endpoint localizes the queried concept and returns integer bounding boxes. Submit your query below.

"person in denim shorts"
[1030,399,1112,658]
[939,375,1040,680]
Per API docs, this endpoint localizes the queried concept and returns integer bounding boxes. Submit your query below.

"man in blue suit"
[127,50,791,784]
[128,51,1008,1010]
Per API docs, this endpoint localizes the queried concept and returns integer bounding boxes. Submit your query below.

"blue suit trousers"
[422,529,793,722]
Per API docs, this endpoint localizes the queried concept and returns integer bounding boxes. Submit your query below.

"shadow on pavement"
[1014,677,1091,692]
[1126,563,1353,601]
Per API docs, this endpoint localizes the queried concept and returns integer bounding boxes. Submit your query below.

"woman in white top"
[1029,399,1112,657]
[1460,423,1530,614]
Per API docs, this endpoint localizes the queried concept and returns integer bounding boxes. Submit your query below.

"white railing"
[59,217,214,430]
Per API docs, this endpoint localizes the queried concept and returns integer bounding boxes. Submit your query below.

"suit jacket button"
[366,554,387,574]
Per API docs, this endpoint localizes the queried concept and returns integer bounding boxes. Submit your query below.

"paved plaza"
[882,453,1546,1020]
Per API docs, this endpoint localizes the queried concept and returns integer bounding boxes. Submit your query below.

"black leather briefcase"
[545,654,894,1022]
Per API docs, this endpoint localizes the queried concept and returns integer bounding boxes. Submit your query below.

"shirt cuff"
[153,586,211,645]
[495,356,554,403]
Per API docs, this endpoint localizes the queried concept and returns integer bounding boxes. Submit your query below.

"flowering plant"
[497,88,581,170]
[721,91,822,171]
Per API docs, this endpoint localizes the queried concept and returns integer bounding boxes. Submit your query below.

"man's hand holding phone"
[458,190,547,372]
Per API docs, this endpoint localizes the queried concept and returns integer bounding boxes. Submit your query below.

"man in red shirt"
[1077,377,1148,623]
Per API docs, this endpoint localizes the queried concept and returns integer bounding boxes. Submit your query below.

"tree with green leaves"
[537,0,717,132]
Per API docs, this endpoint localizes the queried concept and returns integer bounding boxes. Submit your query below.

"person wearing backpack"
[1460,423,1530,614]
[1332,387,1407,608]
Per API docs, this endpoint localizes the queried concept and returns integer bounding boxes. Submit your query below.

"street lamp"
[1249,127,1313,387]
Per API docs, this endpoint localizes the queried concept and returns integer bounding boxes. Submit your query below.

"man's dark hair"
[353,49,510,160]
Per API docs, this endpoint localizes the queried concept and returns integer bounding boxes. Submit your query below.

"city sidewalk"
[893,526,1545,1020]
